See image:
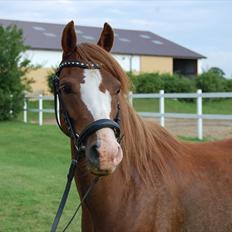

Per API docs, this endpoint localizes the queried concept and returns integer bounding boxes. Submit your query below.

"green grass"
[177,135,211,142]
[0,121,219,231]
[133,98,232,114]
[0,121,81,232]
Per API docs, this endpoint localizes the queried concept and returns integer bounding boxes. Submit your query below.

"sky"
[0,0,232,77]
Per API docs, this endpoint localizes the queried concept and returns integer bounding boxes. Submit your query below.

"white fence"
[129,90,232,140]
[23,94,54,126]
[23,90,232,140]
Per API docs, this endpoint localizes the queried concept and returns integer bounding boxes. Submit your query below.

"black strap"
[62,176,99,231]
[51,159,99,232]
[53,75,79,150]
[78,119,120,147]
[50,160,77,232]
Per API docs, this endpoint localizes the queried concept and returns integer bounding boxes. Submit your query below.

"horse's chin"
[90,166,116,176]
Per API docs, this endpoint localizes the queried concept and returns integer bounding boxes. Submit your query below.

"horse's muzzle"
[86,128,123,176]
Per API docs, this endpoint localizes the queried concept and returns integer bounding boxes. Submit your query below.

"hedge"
[128,70,232,94]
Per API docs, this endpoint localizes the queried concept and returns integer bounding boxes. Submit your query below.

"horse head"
[57,21,123,176]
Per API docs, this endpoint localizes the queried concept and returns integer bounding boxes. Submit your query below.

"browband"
[56,60,101,76]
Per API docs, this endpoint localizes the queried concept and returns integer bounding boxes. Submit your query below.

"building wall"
[24,50,174,94]
[24,50,143,94]
[113,54,140,72]
[140,56,173,74]
[25,49,141,72]
[24,49,62,68]
[26,68,53,95]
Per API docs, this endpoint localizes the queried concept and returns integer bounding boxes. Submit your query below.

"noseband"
[51,60,121,232]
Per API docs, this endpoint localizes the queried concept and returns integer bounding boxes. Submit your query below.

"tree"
[0,25,33,120]
[208,67,225,77]
[195,70,226,92]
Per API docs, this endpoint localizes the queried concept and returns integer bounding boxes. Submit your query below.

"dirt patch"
[151,118,232,140]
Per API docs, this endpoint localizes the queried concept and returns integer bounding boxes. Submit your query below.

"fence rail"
[128,90,232,140]
[23,90,232,140]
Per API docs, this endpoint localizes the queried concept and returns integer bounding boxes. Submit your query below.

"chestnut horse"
[57,21,232,232]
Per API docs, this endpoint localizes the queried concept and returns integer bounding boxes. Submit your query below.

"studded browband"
[56,60,102,76]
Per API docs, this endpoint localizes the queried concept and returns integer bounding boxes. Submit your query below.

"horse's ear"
[97,23,114,52]
[61,21,77,53]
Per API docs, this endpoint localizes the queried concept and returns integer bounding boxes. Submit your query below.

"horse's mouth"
[90,167,115,176]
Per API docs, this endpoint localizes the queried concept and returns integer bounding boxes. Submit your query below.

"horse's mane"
[75,43,189,187]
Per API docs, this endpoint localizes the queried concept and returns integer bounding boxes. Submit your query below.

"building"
[0,19,205,94]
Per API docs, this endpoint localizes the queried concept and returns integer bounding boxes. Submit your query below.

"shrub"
[129,73,163,93]
[225,79,232,92]
[195,70,226,92]
[162,73,196,93]
[129,72,196,94]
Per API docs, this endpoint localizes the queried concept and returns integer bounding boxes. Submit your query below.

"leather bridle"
[51,59,121,232]
[53,60,121,151]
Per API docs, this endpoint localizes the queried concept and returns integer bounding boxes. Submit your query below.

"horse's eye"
[62,85,72,94]
[116,88,121,95]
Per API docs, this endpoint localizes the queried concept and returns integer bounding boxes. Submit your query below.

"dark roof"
[0,19,205,59]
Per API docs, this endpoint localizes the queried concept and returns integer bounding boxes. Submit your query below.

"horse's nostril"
[88,141,100,168]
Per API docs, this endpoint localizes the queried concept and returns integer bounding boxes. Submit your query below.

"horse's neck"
[74,157,130,229]
[70,139,125,202]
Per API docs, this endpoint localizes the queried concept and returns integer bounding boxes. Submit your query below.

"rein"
[50,60,121,232]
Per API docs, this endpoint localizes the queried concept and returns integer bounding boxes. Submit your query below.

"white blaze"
[80,69,123,171]
[80,69,112,120]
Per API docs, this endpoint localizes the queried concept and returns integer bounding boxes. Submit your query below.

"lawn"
[0,120,221,231]
[0,122,81,232]
[133,98,232,114]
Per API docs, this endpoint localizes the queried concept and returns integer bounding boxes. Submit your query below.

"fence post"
[159,90,165,127]
[197,89,203,140]
[128,91,133,106]
[9,94,13,116]
[39,94,43,126]
[23,97,27,123]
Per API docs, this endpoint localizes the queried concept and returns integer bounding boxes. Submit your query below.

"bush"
[225,79,232,92]
[134,73,163,93]
[195,70,226,92]
[129,72,196,94]
[0,25,33,120]
[162,73,196,93]
[129,68,231,96]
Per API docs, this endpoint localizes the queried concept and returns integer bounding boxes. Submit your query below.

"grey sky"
[1,0,232,77]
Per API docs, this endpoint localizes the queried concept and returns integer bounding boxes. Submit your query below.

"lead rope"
[62,176,100,232]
